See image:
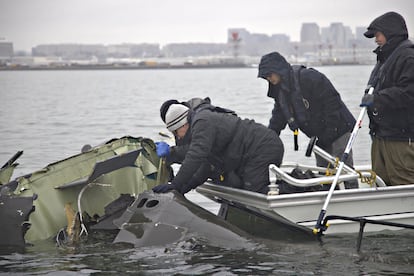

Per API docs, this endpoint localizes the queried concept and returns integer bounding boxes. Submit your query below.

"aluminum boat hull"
[196,182,414,234]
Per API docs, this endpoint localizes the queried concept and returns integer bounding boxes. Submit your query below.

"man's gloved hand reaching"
[155,141,170,157]
[360,94,374,107]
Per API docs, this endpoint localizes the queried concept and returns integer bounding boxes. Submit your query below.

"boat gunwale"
[197,182,414,205]
[196,182,414,216]
[196,182,414,234]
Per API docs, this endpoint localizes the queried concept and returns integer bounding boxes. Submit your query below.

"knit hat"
[165,104,189,132]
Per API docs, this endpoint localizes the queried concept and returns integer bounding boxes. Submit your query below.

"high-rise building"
[300,23,321,43]
[227,28,292,56]
[0,41,13,58]
[323,22,353,47]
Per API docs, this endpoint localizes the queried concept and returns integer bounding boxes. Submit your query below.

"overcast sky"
[1,0,413,51]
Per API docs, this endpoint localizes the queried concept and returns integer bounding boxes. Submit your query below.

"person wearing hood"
[258,51,357,188]
[152,102,284,195]
[359,12,414,185]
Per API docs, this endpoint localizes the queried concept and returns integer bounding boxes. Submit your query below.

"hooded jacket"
[364,12,414,140]
[364,12,408,40]
[258,52,355,146]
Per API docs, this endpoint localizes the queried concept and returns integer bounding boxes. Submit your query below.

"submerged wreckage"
[0,137,171,250]
[1,136,413,253]
[0,136,264,252]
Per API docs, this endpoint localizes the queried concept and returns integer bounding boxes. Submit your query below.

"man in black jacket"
[156,97,239,186]
[157,97,235,166]
[258,52,357,188]
[360,11,414,185]
[152,102,284,195]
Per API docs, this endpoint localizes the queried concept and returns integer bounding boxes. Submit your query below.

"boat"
[0,136,171,250]
[196,140,414,242]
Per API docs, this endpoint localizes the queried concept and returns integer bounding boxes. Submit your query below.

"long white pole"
[313,86,374,235]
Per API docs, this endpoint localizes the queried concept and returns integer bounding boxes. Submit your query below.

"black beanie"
[160,99,179,123]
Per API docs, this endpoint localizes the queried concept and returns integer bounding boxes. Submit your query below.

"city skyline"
[1,0,413,52]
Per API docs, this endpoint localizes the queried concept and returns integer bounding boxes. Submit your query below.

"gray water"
[1,67,413,275]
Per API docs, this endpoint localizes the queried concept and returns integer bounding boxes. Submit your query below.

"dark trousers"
[239,132,284,194]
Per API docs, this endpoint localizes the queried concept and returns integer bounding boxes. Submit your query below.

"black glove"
[152,183,176,193]
[360,94,374,107]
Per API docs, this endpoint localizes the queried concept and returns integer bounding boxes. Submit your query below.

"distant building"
[107,43,161,58]
[321,22,354,47]
[162,43,228,57]
[32,43,161,61]
[7,22,379,67]
[270,34,292,55]
[32,43,106,60]
[227,28,292,57]
[300,23,322,55]
[301,23,321,44]
[0,41,13,63]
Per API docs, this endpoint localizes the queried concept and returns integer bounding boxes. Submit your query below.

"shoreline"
[0,63,252,71]
[0,61,375,71]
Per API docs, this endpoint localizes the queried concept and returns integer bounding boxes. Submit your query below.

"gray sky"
[1,0,413,51]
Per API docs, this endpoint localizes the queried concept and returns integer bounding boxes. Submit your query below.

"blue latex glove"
[155,141,170,157]
[152,183,175,193]
[360,94,374,107]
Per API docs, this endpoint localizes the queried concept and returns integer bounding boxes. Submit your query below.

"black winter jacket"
[365,12,414,140]
[171,109,282,194]
[258,52,355,146]
[166,97,235,165]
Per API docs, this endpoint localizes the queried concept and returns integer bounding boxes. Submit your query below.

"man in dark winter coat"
[157,97,234,165]
[360,11,414,185]
[157,97,203,165]
[152,102,284,195]
[156,97,239,186]
[258,52,357,188]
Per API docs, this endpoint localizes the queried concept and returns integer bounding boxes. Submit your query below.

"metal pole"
[313,86,374,235]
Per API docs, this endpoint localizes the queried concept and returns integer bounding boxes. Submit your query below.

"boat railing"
[323,215,414,252]
[311,143,386,187]
[269,164,385,188]
[268,142,386,191]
